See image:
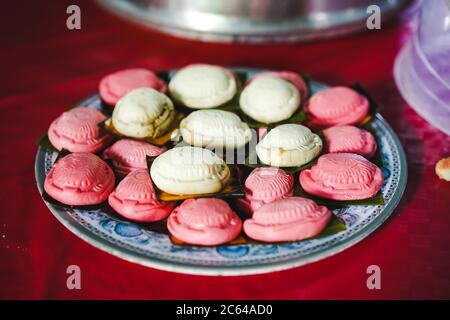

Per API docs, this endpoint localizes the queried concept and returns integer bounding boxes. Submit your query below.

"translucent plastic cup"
[394,0,450,135]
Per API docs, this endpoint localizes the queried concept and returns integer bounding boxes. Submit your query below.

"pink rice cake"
[243,197,331,243]
[108,169,175,222]
[99,68,167,106]
[167,198,242,246]
[48,107,112,153]
[236,167,294,215]
[103,139,166,177]
[257,127,268,140]
[299,153,383,200]
[322,125,377,158]
[250,71,308,100]
[306,86,369,127]
[44,153,115,206]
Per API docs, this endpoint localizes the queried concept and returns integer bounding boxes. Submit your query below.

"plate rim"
[34,72,408,276]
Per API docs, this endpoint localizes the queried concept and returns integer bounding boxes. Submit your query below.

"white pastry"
[256,124,322,167]
[112,88,174,139]
[180,109,252,149]
[168,64,237,109]
[150,146,230,195]
[240,76,300,123]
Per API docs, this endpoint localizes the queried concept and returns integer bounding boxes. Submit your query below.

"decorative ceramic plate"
[35,68,407,276]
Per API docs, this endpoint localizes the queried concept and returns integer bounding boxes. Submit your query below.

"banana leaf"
[294,182,385,206]
[36,132,57,151]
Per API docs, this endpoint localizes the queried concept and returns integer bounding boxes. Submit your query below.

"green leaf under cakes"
[315,214,347,238]
[243,147,320,174]
[293,182,385,206]
[241,108,308,129]
[36,132,57,151]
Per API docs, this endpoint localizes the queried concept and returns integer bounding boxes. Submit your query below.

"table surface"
[1,0,449,300]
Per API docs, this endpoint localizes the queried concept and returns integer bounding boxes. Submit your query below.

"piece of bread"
[436,157,450,181]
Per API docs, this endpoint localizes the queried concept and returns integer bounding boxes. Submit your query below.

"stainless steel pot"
[97,0,414,43]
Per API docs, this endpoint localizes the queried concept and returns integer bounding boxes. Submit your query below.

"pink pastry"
[299,153,383,200]
[44,153,115,206]
[48,107,112,153]
[103,139,166,177]
[108,169,175,222]
[167,198,242,246]
[322,125,377,158]
[257,127,268,140]
[243,197,331,243]
[99,68,167,105]
[306,86,369,127]
[250,71,308,100]
[236,167,294,215]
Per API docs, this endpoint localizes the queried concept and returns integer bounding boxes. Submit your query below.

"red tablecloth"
[1,0,449,300]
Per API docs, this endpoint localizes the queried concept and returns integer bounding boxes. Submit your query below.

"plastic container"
[394,0,450,135]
